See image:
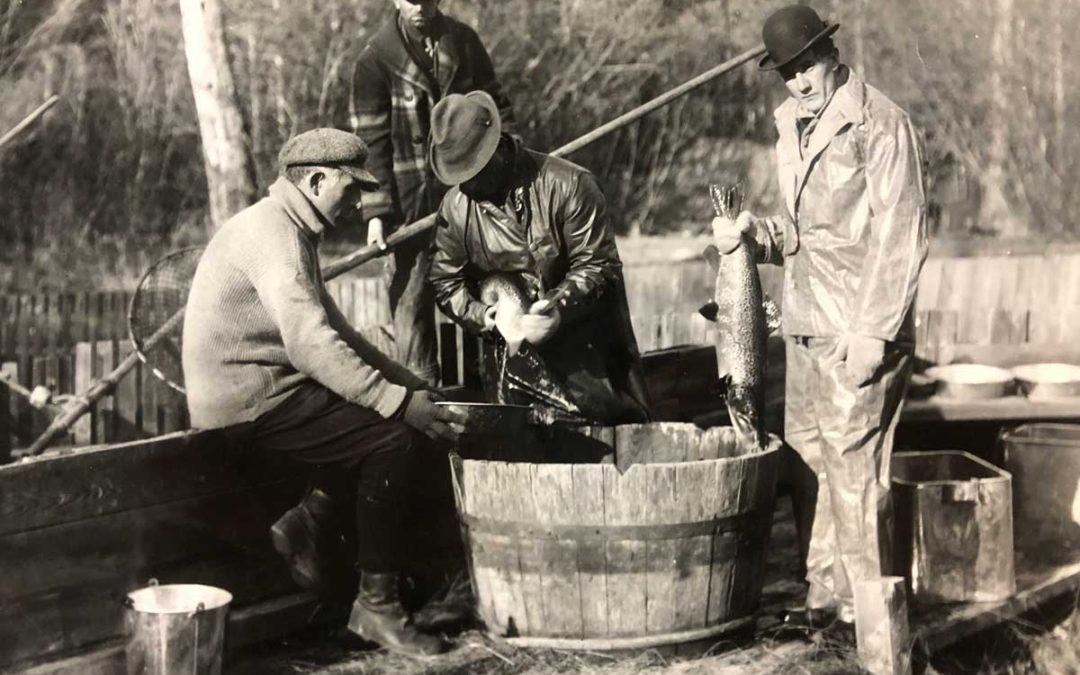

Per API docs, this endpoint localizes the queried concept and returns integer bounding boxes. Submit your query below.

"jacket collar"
[774,67,866,216]
[268,177,329,241]
[371,15,461,98]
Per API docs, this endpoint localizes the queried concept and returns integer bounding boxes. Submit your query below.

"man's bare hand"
[367,217,388,251]
[402,390,465,442]
[712,211,757,254]
[521,300,562,346]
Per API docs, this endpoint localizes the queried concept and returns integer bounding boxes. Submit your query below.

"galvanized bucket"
[123,579,232,675]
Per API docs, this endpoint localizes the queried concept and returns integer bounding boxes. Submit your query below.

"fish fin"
[698,300,719,322]
[702,245,721,272]
[762,293,783,335]
[710,374,731,400]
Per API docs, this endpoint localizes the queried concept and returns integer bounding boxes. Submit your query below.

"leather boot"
[347,572,446,657]
[270,488,336,590]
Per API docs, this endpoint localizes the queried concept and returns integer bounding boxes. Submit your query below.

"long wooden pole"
[26,45,764,457]
[323,45,765,278]
[0,95,60,152]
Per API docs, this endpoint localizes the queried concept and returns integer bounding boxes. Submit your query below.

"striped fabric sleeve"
[351,54,395,220]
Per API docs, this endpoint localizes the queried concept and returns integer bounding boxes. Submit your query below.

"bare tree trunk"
[852,0,867,76]
[1053,0,1066,164]
[179,0,258,234]
[979,0,1018,237]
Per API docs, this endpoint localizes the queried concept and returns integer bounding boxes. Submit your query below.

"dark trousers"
[387,231,440,385]
[229,383,423,573]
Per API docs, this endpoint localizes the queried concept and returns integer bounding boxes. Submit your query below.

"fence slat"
[141,356,161,437]
[0,361,13,461]
[93,340,117,444]
[115,344,142,442]
[73,342,94,446]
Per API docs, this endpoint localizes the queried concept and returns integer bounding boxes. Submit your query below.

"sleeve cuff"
[373,383,410,419]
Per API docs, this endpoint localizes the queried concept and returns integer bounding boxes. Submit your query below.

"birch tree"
[179,0,257,233]
[979,0,1018,237]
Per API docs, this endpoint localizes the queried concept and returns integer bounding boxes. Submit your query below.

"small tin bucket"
[123,579,233,675]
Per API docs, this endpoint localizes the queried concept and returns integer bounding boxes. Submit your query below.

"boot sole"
[347,603,446,658]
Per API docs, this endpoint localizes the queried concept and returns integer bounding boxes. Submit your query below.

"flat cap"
[278,128,380,191]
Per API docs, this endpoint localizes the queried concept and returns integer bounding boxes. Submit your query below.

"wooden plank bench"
[0,430,316,673]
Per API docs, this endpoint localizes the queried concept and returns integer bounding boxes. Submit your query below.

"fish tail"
[506,337,524,356]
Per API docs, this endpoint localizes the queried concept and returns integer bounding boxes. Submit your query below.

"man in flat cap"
[711,5,927,643]
[427,91,650,425]
[350,0,515,388]
[183,128,465,656]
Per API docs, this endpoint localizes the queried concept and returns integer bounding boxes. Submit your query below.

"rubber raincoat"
[429,139,650,424]
[752,68,927,621]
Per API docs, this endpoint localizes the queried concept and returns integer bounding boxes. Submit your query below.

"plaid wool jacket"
[350,14,515,229]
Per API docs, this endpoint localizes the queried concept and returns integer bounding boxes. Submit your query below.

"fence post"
[73,342,94,445]
[0,361,12,462]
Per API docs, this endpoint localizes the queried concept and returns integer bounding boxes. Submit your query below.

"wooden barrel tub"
[450,422,782,650]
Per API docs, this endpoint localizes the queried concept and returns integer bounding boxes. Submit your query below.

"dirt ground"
[227,499,1080,675]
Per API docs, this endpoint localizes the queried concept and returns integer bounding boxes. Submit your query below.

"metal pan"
[1011,363,1080,400]
[924,364,1013,400]
[436,401,533,434]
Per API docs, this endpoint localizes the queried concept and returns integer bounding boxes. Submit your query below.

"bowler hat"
[758,5,839,71]
[429,91,501,186]
[278,128,380,191]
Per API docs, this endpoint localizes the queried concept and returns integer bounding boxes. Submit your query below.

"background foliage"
[0,0,1076,290]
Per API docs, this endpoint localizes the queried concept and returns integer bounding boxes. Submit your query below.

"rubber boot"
[270,488,336,589]
[347,571,446,657]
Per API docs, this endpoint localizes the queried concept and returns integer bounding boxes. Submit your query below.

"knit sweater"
[182,178,417,429]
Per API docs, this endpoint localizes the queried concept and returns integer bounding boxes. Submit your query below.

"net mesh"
[128,247,204,393]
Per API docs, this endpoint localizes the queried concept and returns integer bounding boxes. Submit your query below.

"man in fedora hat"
[183,128,465,657]
[350,0,515,388]
[711,5,927,643]
[427,91,650,424]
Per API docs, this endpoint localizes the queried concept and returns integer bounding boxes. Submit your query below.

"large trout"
[477,273,582,419]
[700,183,768,451]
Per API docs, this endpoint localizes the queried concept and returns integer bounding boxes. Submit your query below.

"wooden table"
[902,395,1080,423]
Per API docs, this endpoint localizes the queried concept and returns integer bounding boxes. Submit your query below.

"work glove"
[825,333,886,387]
[520,299,562,347]
[366,217,388,251]
[481,304,498,332]
[711,211,758,255]
[400,389,466,442]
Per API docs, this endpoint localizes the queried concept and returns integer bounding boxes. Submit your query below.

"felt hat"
[278,128,380,191]
[758,5,840,71]
[428,91,501,186]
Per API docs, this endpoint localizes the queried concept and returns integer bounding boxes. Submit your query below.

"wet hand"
[521,300,562,346]
[366,217,388,251]
[401,389,466,442]
[482,304,498,332]
[711,211,756,254]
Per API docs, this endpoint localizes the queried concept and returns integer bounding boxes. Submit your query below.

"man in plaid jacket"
[351,0,515,385]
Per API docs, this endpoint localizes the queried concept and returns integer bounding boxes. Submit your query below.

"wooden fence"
[3,253,1079,456]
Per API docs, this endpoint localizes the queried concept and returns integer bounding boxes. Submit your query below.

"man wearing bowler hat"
[427,91,650,424]
[711,6,927,643]
[183,128,466,656]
